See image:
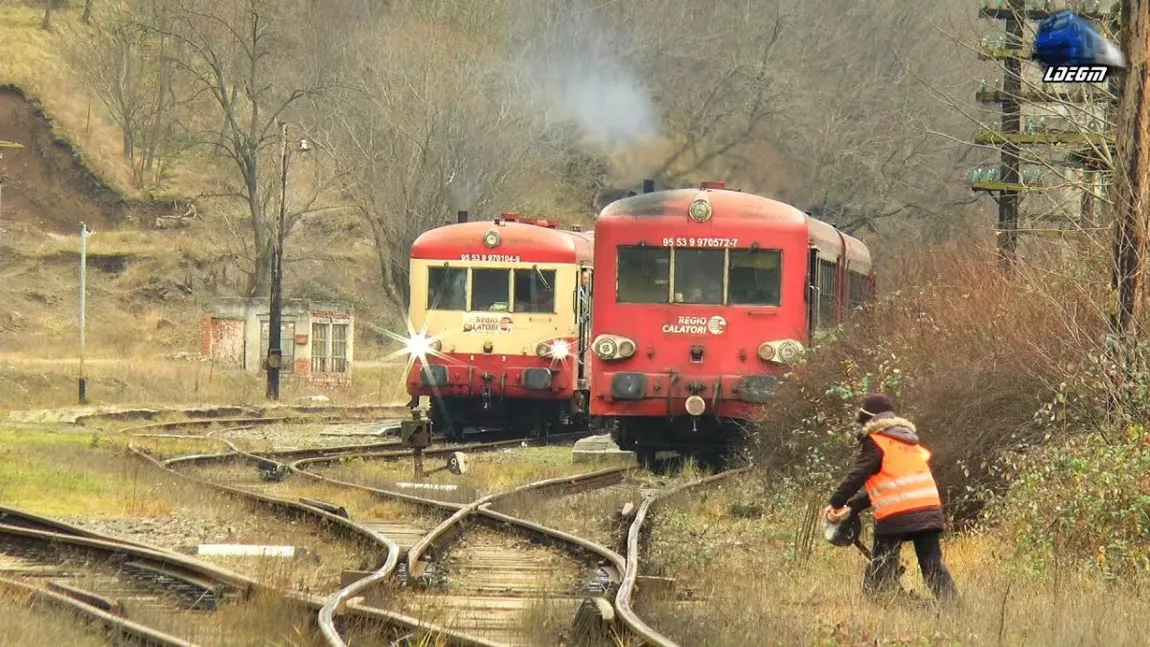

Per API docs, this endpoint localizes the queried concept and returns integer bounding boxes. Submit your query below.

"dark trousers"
[864,530,958,601]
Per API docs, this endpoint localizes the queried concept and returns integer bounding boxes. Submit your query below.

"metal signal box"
[400,408,432,449]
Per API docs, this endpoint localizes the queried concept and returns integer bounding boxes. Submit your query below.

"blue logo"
[1032,11,1124,83]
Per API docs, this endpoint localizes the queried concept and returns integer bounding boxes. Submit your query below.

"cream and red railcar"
[405,213,594,440]
[588,182,875,459]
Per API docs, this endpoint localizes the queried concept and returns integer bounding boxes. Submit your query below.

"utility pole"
[79,222,88,404]
[973,1,1117,265]
[266,121,288,401]
[1109,0,1150,335]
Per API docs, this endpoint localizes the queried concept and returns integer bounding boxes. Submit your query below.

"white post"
[79,222,88,404]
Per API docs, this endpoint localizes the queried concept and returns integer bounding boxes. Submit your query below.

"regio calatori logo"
[1042,65,1108,83]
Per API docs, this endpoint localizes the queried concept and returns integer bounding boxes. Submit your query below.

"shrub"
[751,241,1104,522]
[989,424,1150,578]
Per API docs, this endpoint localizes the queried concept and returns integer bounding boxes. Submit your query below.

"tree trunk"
[1110,1,1150,335]
[41,0,51,30]
[82,0,94,24]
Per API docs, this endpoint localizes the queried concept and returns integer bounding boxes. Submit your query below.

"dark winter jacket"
[828,412,945,536]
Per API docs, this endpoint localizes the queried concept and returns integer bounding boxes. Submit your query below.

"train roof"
[411,216,594,264]
[598,185,872,274]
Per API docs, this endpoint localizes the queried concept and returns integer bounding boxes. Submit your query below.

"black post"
[998,2,1023,266]
[266,122,288,401]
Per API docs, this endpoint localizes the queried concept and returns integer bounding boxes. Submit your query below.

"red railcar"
[588,182,874,459]
[405,212,595,439]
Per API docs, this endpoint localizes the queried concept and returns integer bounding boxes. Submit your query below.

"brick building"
[200,298,354,385]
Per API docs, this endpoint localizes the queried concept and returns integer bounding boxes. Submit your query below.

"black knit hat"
[857,393,894,424]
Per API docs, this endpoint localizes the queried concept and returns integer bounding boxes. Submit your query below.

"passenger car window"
[472,269,510,311]
[513,269,556,313]
[673,249,724,304]
[427,267,467,311]
[728,249,782,306]
[617,246,670,303]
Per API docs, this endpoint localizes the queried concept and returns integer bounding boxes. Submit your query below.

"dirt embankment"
[0,85,185,235]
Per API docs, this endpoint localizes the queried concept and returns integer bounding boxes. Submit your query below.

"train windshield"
[673,250,724,304]
[513,269,556,313]
[472,269,510,311]
[728,249,782,305]
[617,246,670,303]
[427,267,467,311]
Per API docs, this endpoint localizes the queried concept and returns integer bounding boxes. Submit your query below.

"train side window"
[818,259,837,326]
[728,249,782,306]
[617,246,670,303]
[472,269,511,311]
[673,249,724,304]
[427,267,467,311]
[513,269,556,313]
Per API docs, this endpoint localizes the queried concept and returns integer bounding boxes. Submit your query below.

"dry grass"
[0,586,110,647]
[0,5,137,193]
[637,473,1150,647]
[0,357,409,413]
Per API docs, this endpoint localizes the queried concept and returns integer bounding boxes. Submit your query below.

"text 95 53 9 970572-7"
[461,253,522,262]
[661,237,738,248]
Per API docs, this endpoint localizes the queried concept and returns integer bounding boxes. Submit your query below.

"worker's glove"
[824,505,852,523]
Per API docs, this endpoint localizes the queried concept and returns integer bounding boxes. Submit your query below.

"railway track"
[0,513,260,646]
[127,418,611,645]
[614,467,750,647]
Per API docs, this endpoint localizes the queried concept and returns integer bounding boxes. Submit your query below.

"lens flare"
[550,339,571,360]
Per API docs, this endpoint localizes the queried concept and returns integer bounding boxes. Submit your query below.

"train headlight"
[776,340,804,364]
[483,229,501,248]
[536,342,550,357]
[685,395,706,416]
[592,335,636,361]
[757,339,805,364]
[757,342,776,362]
[550,339,571,360]
[594,337,618,359]
[688,196,712,222]
[405,333,438,357]
[617,339,636,358]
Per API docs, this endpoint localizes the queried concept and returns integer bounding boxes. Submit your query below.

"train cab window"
[728,249,782,306]
[513,269,556,313]
[472,269,511,312]
[427,267,467,311]
[673,249,724,304]
[617,246,670,303]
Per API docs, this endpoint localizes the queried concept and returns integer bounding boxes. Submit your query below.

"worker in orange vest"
[824,393,958,601]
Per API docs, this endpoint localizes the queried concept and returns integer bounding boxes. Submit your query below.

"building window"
[728,249,782,306]
[471,269,510,312]
[513,269,556,313]
[331,324,348,373]
[260,322,295,373]
[427,267,467,311]
[312,323,329,373]
[673,249,724,304]
[617,246,670,303]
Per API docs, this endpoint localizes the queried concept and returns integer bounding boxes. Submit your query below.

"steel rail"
[615,467,750,647]
[69,404,408,428]
[129,437,500,647]
[0,575,201,647]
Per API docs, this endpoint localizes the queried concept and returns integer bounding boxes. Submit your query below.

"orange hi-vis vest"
[863,433,942,521]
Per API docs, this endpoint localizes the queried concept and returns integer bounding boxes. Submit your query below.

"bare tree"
[325,20,555,306]
[152,0,323,296]
[63,1,187,188]
[82,0,94,24]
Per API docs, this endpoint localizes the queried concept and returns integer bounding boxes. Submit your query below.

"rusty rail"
[615,467,750,647]
[0,575,201,647]
[129,434,500,647]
